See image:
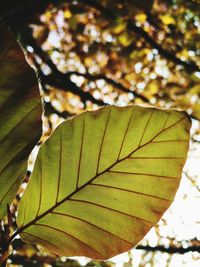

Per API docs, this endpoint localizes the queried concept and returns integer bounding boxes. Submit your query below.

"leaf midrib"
[12,115,186,240]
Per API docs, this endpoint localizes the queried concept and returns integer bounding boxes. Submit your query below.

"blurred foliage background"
[1,0,200,266]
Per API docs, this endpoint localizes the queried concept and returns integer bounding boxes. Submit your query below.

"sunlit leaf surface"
[0,24,42,218]
[17,105,190,259]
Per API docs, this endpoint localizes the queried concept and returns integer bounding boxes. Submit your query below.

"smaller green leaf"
[17,105,191,259]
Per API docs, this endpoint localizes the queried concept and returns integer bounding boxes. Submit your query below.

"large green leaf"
[0,24,42,219]
[17,105,190,259]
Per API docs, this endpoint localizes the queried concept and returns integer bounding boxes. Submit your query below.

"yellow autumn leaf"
[160,15,175,25]
[64,10,72,19]
[135,13,147,23]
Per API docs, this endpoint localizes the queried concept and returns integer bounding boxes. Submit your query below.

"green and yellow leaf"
[17,105,191,259]
[0,24,42,219]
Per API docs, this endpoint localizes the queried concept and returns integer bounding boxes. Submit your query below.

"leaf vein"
[36,156,43,217]
[96,109,111,174]
[151,139,188,143]
[51,211,132,245]
[69,199,153,223]
[128,156,185,160]
[117,108,135,160]
[76,118,85,189]
[90,183,171,201]
[23,232,66,255]
[108,170,178,179]
[34,223,104,257]
[56,127,63,203]
[138,110,154,147]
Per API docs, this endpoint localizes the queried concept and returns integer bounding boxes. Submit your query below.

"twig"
[20,27,106,106]
[3,0,199,74]
[44,101,74,119]
[127,19,199,73]
[136,244,200,254]
[184,172,200,192]
[79,0,200,73]
[66,71,149,102]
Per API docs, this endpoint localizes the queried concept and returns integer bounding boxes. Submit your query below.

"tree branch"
[66,71,149,102]
[21,26,149,105]
[44,101,74,119]
[2,0,199,74]
[184,171,200,192]
[20,27,106,106]
[127,19,199,73]
[43,73,106,106]
[79,0,200,73]
[136,244,200,254]
[7,244,200,266]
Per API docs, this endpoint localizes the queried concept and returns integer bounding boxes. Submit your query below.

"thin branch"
[23,27,148,105]
[7,244,200,265]
[184,171,200,192]
[44,101,74,119]
[3,0,199,74]
[66,71,149,102]
[136,244,200,254]
[79,0,200,73]
[43,73,106,106]
[127,19,199,73]
[21,27,106,106]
